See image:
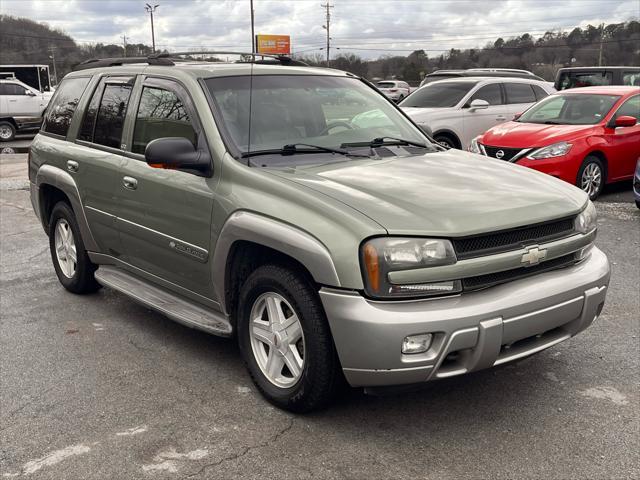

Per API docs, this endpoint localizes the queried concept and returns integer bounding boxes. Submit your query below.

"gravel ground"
[1,154,639,479]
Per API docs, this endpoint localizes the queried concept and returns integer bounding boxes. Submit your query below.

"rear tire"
[0,121,16,142]
[577,156,605,200]
[49,202,101,294]
[237,264,340,413]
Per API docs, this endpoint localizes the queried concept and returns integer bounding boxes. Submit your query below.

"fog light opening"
[402,333,433,354]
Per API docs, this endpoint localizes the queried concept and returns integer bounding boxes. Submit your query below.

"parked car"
[420,68,545,87]
[0,78,54,141]
[400,77,554,149]
[554,66,640,91]
[29,53,609,412]
[470,86,640,199]
[634,158,640,209]
[376,80,411,101]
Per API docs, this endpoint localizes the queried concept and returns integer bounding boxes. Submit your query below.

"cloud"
[1,0,637,58]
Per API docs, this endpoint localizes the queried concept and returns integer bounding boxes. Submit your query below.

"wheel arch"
[583,150,609,183]
[35,165,99,250]
[212,211,341,318]
[432,129,462,149]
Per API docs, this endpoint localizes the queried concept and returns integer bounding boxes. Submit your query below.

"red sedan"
[469,86,640,199]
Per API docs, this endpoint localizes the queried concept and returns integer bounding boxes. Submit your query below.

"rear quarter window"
[42,77,91,137]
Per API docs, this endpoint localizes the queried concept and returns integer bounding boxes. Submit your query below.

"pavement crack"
[183,417,295,478]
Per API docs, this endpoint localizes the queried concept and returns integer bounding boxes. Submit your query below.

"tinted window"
[78,80,104,142]
[132,86,196,154]
[558,71,613,90]
[93,83,133,148]
[615,96,640,122]
[400,81,477,108]
[470,84,502,105]
[42,77,90,137]
[532,84,549,101]
[623,71,640,87]
[0,83,28,95]
[505,83,536,104]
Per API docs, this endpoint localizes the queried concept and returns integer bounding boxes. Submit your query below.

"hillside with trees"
[1,14,638,84]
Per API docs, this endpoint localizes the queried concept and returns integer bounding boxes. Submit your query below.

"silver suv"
[29,52,610,412]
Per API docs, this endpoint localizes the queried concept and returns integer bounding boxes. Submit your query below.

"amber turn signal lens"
[363,243,380,293]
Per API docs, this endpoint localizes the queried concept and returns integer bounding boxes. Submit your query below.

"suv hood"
[481,121,596,148]
[267,150,586,236]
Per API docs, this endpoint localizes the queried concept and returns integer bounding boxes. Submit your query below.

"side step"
[94,266,233,337]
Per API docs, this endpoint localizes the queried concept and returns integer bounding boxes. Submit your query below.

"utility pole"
[250,0,255,54]
[48,46,58,85]
[321,3,333,67]
[122,34,128,57]
[145,3,159,53]
[598,23,604,67]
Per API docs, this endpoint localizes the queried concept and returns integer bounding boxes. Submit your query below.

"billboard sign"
[255,35,291,55]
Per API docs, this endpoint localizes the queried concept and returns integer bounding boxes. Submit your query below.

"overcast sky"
[1,0,638,58]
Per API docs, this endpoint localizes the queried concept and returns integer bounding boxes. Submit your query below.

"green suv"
[29,53,610,412]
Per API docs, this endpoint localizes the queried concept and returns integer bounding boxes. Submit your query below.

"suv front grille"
[482,145,524,162]
[453,216,576,260]
[462,253,578,292]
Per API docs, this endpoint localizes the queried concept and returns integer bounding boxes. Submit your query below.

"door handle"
[123,176,138,190]
[66,160,79,173]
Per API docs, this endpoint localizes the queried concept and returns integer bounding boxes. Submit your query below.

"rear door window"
[504,83,536,104]
[41,77,90,137]
[470,84,503,105]
[92,82,133,149]
[132,85,196,154]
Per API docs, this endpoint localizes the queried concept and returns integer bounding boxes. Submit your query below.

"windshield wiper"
[341,136,428,149]
[241,143,371,158]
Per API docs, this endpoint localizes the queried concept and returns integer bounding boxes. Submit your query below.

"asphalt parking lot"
[1,150,638,479]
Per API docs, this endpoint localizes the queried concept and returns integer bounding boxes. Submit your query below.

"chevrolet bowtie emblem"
[521,246,547,266]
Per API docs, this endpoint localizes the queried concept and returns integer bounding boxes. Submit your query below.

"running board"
[95,266,233,337]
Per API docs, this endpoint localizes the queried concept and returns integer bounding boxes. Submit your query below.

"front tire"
[49,202,100,294]
[0,121,16,142]
[577,156,605,200]
[237,264,340,412]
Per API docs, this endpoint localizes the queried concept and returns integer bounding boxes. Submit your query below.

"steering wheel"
[318,121,354,136]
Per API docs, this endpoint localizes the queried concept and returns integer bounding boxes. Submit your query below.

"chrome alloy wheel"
[54,219,77,278]
[581,162,602,198]
[249,292,305,388]
[0,125,13,140]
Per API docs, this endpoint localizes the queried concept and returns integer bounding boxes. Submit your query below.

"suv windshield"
[204,75,427,157]
[399,81,477,108]
[517,94,620,125]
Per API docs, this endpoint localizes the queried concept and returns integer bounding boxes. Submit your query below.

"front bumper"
[321,247,610,387]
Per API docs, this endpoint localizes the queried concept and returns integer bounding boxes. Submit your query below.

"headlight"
[527,141,572,159]
[575,201,598,234]
[361,237,461,299]
[468,137,482,154]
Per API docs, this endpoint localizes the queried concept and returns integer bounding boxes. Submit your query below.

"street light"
[145,3,159,53]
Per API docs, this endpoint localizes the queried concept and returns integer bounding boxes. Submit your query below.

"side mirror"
[26,90,37,96]
[145,137,210,173]
[614,115,637,128]
[468,99,489,111]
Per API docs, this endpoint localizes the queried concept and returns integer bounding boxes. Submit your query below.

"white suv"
[376,80,411,102]
[399,77,555,149]
[0,78,53,141]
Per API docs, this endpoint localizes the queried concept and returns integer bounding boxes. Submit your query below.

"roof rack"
[73,51,308,71]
